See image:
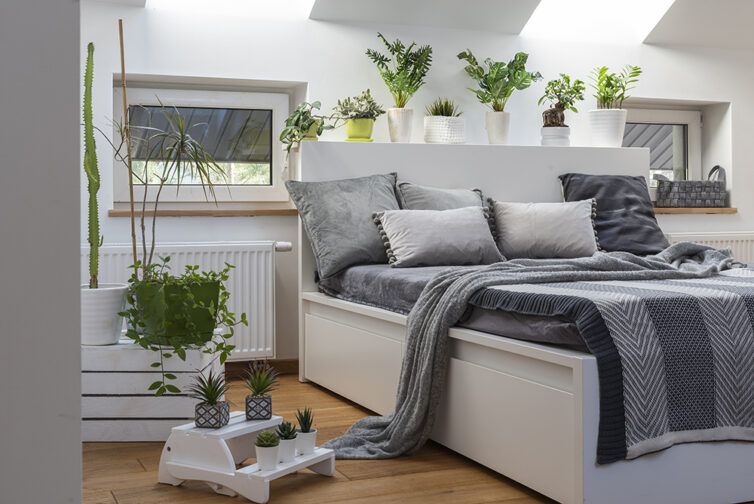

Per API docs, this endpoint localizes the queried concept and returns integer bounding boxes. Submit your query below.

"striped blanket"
[471,269,754,462]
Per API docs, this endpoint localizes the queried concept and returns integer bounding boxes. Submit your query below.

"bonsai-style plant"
[243,361,279,420]
[255,430,280,471]
[188,370,230,429]
[457,50,541,144]
[280,101,335,153]
[588,64,642,147]
[366,33,433,143]
[423,98,465,144]
[276,421,298,463]
[295,407,317,455]
[332,89,385,142]
[537,74,585,146]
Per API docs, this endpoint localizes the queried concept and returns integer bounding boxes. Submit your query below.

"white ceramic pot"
[255,445,279,471]
[589,109,628,147]
[296,429,317,455]
[485,111,511,145]
[278,438,297,463]
[81,283,128,345]
[423,116,465,144]
[540,126,571,146]
[387,108,413,143]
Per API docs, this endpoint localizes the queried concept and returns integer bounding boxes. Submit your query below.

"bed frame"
[296,142,754,504]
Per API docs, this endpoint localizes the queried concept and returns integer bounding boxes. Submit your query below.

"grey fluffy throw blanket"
[323,242,739,459]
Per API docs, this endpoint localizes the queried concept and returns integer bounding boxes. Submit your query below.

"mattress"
[318,264,586,351]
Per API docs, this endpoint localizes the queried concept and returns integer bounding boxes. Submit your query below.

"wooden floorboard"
[83,374,554,504]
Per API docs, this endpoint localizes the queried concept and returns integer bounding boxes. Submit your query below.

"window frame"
[113,87,290,204]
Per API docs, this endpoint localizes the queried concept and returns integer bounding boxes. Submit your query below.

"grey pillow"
[395,181,483,210]
[286,173,400,279]
[559,173,669,255]
[491,199,599,259]
[374,206,504,268]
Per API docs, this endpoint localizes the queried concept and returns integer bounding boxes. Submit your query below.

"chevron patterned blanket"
[471,269,754,463]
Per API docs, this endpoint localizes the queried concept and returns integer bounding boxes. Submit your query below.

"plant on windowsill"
[423,98,465,144]
[188,369,230,429]
[295,407,317,455]
[280,101,336,153]
[537,74,585,147]
[243,361,279,420]
[255,430,280,471]
[366,33,433,143]
[276,421,298,463]
[588,64,642,147]
[457,50,542,145]
[332,89,385,142]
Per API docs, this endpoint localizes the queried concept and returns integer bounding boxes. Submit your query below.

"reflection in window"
[623,122,687,187]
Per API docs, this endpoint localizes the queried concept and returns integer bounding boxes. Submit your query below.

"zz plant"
[590,65,642,109]
[457,50,541,112]
[366,33,433,109]
[333,89,385,120]
[538,74,585,127]
[83,42,101,289]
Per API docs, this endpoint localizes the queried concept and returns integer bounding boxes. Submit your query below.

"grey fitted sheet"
[318,264,587,351]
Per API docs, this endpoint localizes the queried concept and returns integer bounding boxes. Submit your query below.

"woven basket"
[655,165,727,208]
[424,116,465,144]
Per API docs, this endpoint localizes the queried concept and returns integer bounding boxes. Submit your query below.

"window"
[113,87,290,204]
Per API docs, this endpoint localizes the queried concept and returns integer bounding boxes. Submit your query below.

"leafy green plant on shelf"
[276,421,298,440]
[187,369,229,405]
[280,101,336,153]
[255,430,280,448]
[333,89,386,120]
[425,97,462,117]
[589,65,642,109]
[538,74,585,127]
[296,407,314,433]
[366,33,433,109]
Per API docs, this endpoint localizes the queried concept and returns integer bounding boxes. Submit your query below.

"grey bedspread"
[324,243,749,463]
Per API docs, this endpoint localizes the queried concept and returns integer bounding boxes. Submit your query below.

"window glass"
[623,122,688,186]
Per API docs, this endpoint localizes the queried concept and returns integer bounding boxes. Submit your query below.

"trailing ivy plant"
[589,65,642,109]
[537,74,585,127]
[425,97,462,117]
[280,101,335,153]
[333,89,385,120]
[457,50,542,112]
[366,33,433,109]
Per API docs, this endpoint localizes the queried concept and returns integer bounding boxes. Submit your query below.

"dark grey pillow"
[559,173,669,255]
[395,181,483,210]
[286,173,399,279]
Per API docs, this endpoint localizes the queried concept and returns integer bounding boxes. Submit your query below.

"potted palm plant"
[188,370,230,429]
[295,407,317,455]
[254,430,280,471]
[537,74,585,146]
[276,421,298,463]
[243,361,279,420]
[80,42,128,346]
[424,98,465,144]
[332,89,385,142]
[280,101,335,153]
[366,33,432,143]
[588,65,642,147]
[457,50,541,145]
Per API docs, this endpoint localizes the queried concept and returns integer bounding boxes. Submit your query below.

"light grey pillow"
[374,206,504,268]
[285,173,399,279]
[491,199,599,259]
[395,181,483,210]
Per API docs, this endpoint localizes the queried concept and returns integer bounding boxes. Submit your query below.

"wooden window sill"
[108,208,298,217]
[654,207,737,214]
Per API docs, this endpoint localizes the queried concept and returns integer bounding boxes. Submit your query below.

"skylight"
[147,0,316,20]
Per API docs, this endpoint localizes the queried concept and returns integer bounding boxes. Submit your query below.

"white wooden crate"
[81,335,222,442]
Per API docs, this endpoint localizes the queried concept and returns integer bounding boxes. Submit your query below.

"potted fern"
[366,33,432,143]
[332,89,385,142]
[80,42,128,346]
[243,361,279,420]
[295,407,317,455]
[424,98,465,144]
[276,421,298,463]
[188,370,230,429]
[588,65,642,147]
[537,74,585,146]
[255,430,280,471]
[457,50,541,145]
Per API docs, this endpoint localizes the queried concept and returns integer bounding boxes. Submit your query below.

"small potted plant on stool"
[243,361,279,420]
[254,430,280,471]
[188,370,230,429]
[295,407,317,455]
[276,421,298,463]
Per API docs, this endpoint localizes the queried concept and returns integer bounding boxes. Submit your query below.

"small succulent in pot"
[188,370,230,429]
[423,98,465,144]
[254,429,280,471]
[276,421,298,463]
[538,74,585,128]
[243,361,279,420]
[295,407,317,455]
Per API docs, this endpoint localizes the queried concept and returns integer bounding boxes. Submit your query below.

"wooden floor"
[83,374,555,504]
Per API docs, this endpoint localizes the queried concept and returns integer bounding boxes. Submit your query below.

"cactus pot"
[278,438,297,463]
[81,283,128,345]
[344,118,375,142]
[387,108,413,143]
[255,445,279,471]
[194,401,230,429]
[246,394,272,420]
[589,109,628,147]
[296,429,317,455]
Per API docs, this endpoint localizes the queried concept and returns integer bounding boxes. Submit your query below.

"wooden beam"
[108,208,298,217]
[654,207,737,214]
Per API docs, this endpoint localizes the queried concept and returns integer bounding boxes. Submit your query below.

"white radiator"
[81,241,281,360]
[667,232,754,263]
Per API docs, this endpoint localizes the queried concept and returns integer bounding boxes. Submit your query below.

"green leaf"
[164,373,177,380]
[165,384,181,394]
[148,381,162,390]
[150,362,161,368]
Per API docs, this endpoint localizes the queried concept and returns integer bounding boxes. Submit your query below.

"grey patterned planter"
[246,394,272,420]
[195,401,230,429]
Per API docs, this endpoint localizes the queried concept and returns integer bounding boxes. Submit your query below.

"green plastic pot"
[133,280,220,346]
[345,118,374,142]
[302,120,319,141]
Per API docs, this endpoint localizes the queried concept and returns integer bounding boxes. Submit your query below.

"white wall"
[0,0,81,502]
[81,0,754,359]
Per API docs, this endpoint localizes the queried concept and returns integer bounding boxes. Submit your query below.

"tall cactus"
[83,42,101,289]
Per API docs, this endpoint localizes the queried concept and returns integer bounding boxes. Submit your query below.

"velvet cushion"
[395,181,483,210]
[559,173,669,255]
[285,173,400,279]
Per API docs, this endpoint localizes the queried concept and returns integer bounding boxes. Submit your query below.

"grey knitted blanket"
[324,242,749,462]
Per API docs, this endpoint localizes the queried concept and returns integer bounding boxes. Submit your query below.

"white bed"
[295,141,754,504]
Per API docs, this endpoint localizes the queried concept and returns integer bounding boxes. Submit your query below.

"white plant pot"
[296,429,317,455]
[589,109,628,147]
[540,126,571,146]
[423,116,465,144]
[255,445,279,471]
[387,108,413,143]
[485,111,511,145]
[278,438,297,463]
[81,283,128,345]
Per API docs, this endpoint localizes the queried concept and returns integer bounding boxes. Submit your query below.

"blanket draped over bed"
[323,243,754,463]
